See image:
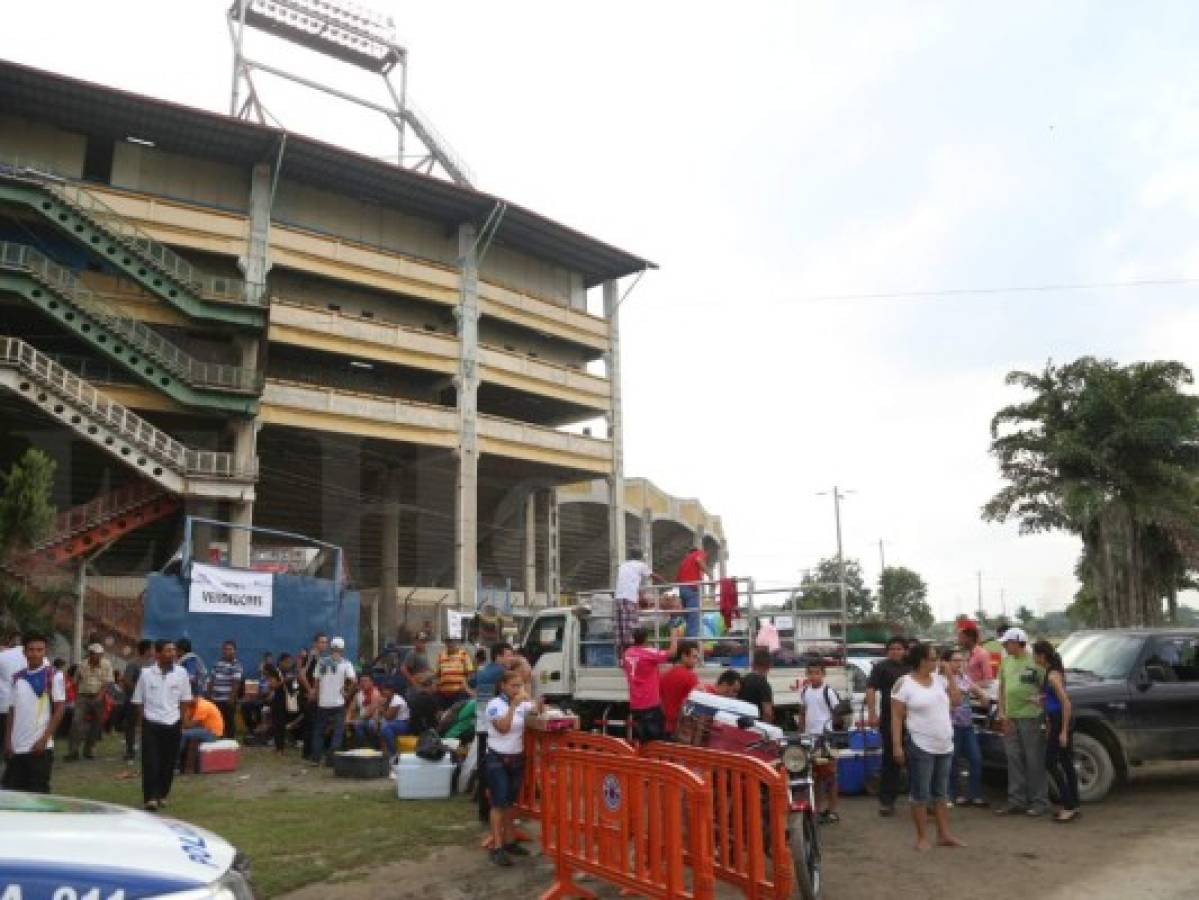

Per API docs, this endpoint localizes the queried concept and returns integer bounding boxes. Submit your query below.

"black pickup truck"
[979,628,1199,802]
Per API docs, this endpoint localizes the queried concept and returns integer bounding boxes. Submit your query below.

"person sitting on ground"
[738,648,775,723]
[178,696,224,772]
[622,626,680,742]
[892,641,966,851]
[484,669,543,867]
[346,674,379,746]
[407,671,441,735]
[659,640,701,736]
[798,661,842,824]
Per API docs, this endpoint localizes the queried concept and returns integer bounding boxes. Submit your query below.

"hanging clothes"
[719,578,740,630]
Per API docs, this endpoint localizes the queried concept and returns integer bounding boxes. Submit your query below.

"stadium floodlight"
[233,0,401,73]
[227,0,474,186]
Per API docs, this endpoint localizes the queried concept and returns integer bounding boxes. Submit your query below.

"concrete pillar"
[228,160,272,568]
[695,523,706,551]
[454,223,480,611]
[544,489,560,606]
[379,466,401,649]
[641,508,654,571]
[185,498,218,564]
[523,491,537,606]
[603,279,625,586]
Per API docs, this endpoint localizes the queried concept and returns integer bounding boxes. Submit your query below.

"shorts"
[484,750,525,809]
[906,738,952,805]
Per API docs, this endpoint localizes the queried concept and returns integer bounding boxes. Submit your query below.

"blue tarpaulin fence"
[144,572,360,667]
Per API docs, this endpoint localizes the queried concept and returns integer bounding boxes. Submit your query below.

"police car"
[0,791,252,899]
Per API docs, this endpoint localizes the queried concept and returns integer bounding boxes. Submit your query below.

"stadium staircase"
[0,242,260,414]
[0,337,255,500]
[0,159,264,327]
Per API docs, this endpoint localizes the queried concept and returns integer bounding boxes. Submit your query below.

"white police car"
[0,791,252,899]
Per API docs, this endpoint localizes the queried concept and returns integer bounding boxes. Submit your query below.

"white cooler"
[395,753,455,800]
[684,689,759,720]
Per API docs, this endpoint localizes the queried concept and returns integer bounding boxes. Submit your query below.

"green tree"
[877,566,934,631]
[797,557,874,620]
[0,448,57,553]
[983,358,1199,627]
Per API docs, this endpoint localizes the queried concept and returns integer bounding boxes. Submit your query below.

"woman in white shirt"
[891,641,965,851]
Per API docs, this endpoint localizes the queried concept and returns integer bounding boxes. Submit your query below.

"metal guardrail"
[0,155,260,306]
[0,337,253,479]
[400,98,475,186]
[41,482,164,546]
[0,242,262,393]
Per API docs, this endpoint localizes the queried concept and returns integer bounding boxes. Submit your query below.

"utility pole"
[976,570,983,619]
[878,539,886,574]
[818,487,853,660]
[1000,588,1007,619]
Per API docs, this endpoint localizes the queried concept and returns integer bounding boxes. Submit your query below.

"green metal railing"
[0,242,261,393]
[0,155,261,306]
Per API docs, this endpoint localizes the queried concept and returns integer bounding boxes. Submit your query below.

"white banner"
[189,563,274,617]
[446,609,471,640]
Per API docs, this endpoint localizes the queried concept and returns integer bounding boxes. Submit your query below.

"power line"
[788,276,1199,305]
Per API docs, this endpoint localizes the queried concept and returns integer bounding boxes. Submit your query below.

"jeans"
[379,719,411,755]
[679,586,701,638]
[310,705,346,762]
[68,694,103,756]
[952,724,983,801]
[1046,712,1080,811]
[484,751,525,809]
[215,700,237,739]
[878,717,902,808]
[631,706,666,743]
[123,700,139,758]
[905,738,952,805]
[1004,715,1049,813]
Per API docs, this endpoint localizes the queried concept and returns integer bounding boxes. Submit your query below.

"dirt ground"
[282,760,1199,900]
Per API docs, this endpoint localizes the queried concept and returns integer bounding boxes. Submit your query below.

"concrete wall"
[110,144,250,212]
[0,114,86,176]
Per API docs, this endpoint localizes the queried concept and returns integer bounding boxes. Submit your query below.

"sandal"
[819,810,840,824]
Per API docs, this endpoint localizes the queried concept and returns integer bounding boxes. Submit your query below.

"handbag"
[415,727,448,762]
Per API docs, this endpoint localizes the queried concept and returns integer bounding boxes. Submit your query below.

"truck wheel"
[1073,732,1116,803]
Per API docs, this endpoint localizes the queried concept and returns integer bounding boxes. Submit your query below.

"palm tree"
[983,358,1199,626]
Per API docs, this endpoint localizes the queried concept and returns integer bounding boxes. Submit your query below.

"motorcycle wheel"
[787,810,821,900]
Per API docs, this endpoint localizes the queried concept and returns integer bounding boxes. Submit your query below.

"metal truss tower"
[227,0,474,186]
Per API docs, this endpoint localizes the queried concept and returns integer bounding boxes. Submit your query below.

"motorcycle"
[750,729,825,900]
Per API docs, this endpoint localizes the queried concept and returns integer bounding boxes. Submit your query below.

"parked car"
[0,790,252,898]
[978,628,1199,802]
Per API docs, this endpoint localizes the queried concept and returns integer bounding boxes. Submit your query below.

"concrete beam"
[544,489,560,605]
[524,491,537,606]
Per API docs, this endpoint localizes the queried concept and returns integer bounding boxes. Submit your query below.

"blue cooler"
[835,749,865,795]
[850,728,883,788]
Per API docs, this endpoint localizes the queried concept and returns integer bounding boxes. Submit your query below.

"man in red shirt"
[675,547,711,638]
[622,627,679,742]
[659,641,701,735]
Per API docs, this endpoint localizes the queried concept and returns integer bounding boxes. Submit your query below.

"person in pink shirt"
[622,627,679,742]
[958,626,993,688]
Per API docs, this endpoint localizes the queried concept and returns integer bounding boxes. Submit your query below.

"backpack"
[804,684,853,731]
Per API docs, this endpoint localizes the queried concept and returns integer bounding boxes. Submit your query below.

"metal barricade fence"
[640,742,793,900]
[539,747,715,900]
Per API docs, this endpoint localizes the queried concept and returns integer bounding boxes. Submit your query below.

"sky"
[5,1,1199,620]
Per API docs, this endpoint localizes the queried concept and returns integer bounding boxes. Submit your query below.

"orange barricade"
[517,729,635,819]
[641,742,793,900]
[540,747,715,900]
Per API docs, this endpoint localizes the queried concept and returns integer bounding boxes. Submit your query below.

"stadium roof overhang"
[0,58,656,287]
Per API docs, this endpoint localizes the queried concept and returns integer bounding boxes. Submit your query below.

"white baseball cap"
[999,627,1028,644]
[330,637,346,650]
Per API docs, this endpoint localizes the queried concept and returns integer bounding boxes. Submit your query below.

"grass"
[50,739,477,897]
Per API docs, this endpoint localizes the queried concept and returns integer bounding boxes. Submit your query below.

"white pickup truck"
[516,580,849,730]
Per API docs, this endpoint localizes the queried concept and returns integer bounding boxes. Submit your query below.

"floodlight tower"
[227,0,474,186]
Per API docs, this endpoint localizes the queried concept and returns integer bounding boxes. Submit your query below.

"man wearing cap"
[66,643,113,762]
[994,627,1049,816]
[309,636,356,766]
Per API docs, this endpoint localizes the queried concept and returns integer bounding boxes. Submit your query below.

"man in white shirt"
[0,630,27,765]
[614,549,659,653]
[2,631,65,794]
[132,639,193,811]
[309,636,356,766]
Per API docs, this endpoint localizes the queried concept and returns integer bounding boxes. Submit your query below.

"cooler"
[706,715,781,763]
[683,690,758,721]
[850,728,883,789]
[197,740,240,774]
[835,749,865,795]
[395,752,455,800]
